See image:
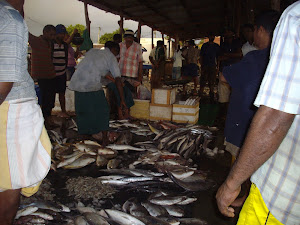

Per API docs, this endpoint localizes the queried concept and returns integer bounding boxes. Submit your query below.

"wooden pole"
[84,0,91,35]
[119,14,124,37]
[235,0,241,37]
[271,0,280,11]
[151,28,154,49]
[137,21,142,43]
[168,39,171,59]
[162,32,165,45]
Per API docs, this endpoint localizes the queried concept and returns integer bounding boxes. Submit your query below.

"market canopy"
[78,0,291,39]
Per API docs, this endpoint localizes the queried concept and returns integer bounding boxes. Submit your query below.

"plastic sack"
[137,84,151,100]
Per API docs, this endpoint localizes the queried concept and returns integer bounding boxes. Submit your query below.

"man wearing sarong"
[0,1,52,224]
[69,42,125,145]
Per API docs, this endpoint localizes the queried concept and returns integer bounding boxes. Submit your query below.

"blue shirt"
[200,42,220,66]
[0,0,35,101]
[224,48,270,147]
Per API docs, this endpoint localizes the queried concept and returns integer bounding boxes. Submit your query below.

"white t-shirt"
[242,42,257,56]
[173,50,184,67]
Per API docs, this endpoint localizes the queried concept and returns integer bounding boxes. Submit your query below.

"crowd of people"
[0,0,299,224]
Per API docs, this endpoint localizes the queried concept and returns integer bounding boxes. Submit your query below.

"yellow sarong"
[0,98,51,197]
[237,183,283,225]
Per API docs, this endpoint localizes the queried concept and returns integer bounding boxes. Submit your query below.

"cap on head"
[56,24,67,34]
[124,30,135,38]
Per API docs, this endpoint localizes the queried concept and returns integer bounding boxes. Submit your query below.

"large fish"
[168,171,214,192]
[106,144,146,151]
[63,155,96,169]
[141,201,168,217]
[15,206,38,220]
[149,195,186,206]
[162,205,184,217]
[57,152,85,168]
[104,209,145,225]
[84,212,110,225]
[74,216,89,225]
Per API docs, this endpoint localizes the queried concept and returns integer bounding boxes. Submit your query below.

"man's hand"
[216,180,241,217]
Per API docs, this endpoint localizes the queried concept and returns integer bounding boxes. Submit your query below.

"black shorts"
[53,73,67,93]
[183,63,199,77]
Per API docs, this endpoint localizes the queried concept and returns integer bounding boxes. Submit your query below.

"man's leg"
[57,74,69,118]
[0,189,20,225]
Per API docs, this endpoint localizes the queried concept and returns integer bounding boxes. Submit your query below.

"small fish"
[84,212,110,225]
[96,155,108,167]
[162,205,184,217]
[76,202,97,214]
[148,124,159,134]
[106,144,145,151]
[177,197,198,205]
[57,152,85,168]
[141,201,168,217]
[30,211,54,220]
[75,216,89,225]
[149,195,186,206]
[98,148,117,159]
[15,206,38,219]
[107,158,121,169]
[63,155,96,169]
[104,209,145,225]
[73,143,98,155]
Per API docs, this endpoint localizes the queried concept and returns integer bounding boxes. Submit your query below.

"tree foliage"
[99,29,121,44]
[66,24,86,36]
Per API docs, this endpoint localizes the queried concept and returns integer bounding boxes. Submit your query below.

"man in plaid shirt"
[216,2,300,225]
[119,30,143,88]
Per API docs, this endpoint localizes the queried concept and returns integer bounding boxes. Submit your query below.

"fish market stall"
[15,116,240,225]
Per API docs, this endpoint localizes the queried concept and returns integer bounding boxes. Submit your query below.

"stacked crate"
[172,101,200,124]
[130,99,150,120]
[149,88,176,121]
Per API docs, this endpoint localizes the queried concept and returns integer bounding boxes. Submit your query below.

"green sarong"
[106,82,134,108]
[75,90,109,134]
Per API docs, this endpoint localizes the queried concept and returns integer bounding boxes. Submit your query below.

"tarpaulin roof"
[79,0,295,39]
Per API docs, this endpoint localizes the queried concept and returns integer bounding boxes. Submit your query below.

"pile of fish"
[14,200,71,224]
[109,120,155,137]
[51,140,119,170]
[133,125,213,159]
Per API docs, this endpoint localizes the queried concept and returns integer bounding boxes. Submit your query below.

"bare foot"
[58,112,70,118]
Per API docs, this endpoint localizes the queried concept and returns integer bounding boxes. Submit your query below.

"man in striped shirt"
[216,2,300,224]
[52,24,69,118]
[29,25,57,128]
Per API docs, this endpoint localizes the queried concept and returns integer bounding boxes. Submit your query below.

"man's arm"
[216,105,295,217]
[0,82,13,105]
[138,61,143,82]
[65,29,78,45]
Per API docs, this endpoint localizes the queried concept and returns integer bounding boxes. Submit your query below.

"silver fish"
[98,148,117,159]
[141,201,168,217]
[15,206,38,220]
[63,155,96,169]
[84,212,110,225]
[27,201,63,212]
[74,216,89,225]
[31,211,54,220]
[149,195,186,206]
[73,143,98,155]
[168,171,213,192]
[106,144,145,151]
[57,152,85,168]
[162,205,184,217]
[76,202,97,214]
[104,209,145,225]
[177,197,197,205]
